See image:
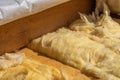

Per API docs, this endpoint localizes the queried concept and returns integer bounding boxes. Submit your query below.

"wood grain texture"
[0,0,94,54]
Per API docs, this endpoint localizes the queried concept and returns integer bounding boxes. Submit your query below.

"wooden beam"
[0,0,93,54]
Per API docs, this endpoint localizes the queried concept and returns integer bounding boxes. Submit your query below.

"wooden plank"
[113,18,120,24]
[0,0,70,26]
[0,0,94,54]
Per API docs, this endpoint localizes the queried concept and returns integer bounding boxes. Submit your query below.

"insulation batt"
[70,11,120,38]
[70,11,120,55]
[0,60,65,80]
[0,53,25,70]
[28,27,120,80]
[0,52,83,80]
